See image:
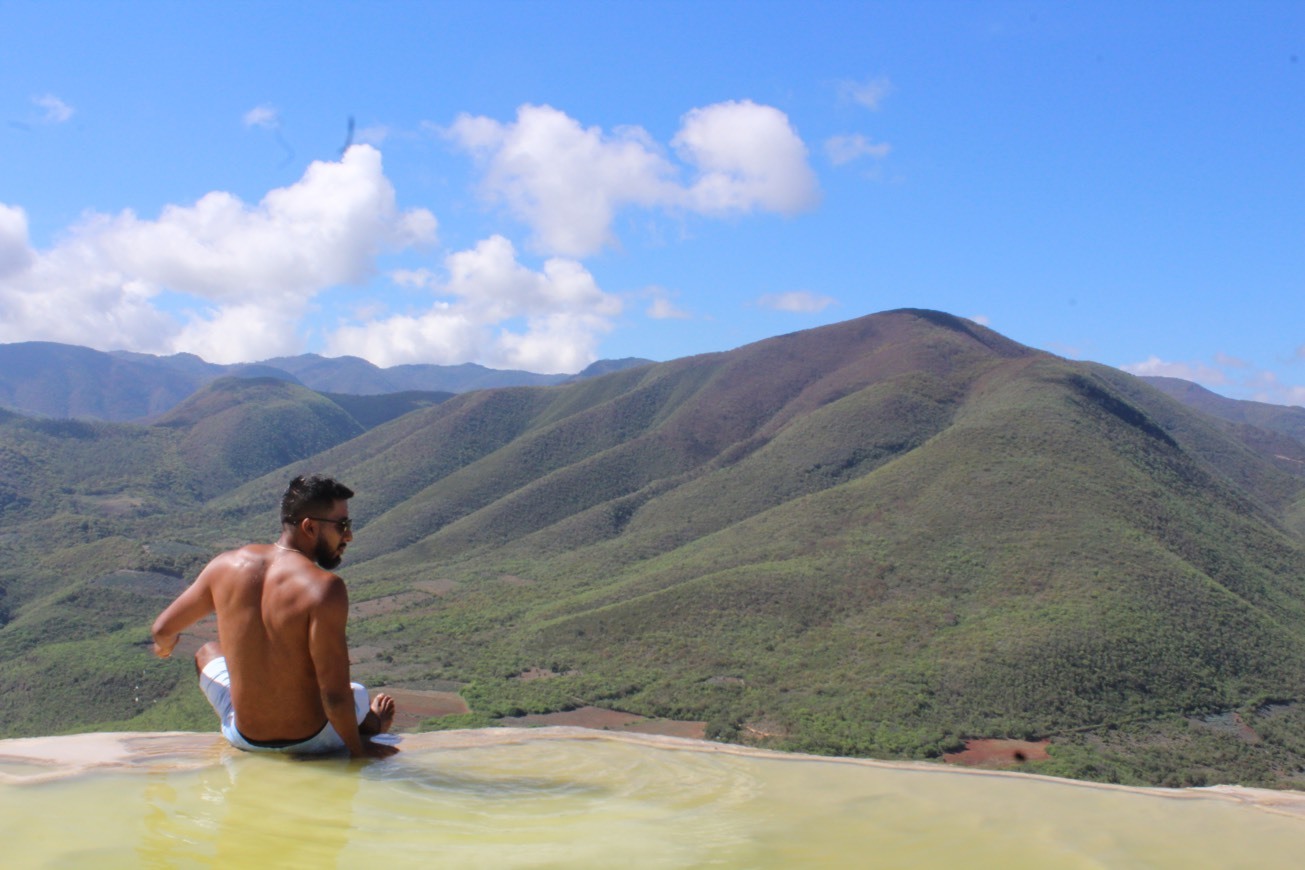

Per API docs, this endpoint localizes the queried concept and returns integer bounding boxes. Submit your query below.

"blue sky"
[2,1,1302,404]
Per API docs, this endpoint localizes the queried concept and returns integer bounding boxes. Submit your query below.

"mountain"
[3,310,1305,789]
[0,342,225,421]
[259,354,567,394]
[0,341,653,422]
[1142,376,1305,439]
[319,390,454,430]
[152,378,373,498]
[0,342,303,421]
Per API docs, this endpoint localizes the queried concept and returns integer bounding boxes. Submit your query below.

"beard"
[314,537,344,570]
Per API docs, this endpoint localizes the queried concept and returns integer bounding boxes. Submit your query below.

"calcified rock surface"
[2,727,1305,821]
[8,728,1305,868]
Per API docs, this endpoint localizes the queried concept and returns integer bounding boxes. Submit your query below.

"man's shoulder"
[216,542,269,562]
[308,569,348,601]
[280,561,346,603]
[298,570,348,623]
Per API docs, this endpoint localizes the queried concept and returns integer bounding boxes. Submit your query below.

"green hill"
[4,309,1305,788]
[152,377,369,498]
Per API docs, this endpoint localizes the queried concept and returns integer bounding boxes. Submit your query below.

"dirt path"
[498,706,707,740]
[942,738,1051,767]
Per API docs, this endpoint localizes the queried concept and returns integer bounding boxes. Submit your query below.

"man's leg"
[194,642,246,748]
[194,640,222,677]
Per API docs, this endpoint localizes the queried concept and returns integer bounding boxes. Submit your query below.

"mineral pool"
[3,728,1304,868]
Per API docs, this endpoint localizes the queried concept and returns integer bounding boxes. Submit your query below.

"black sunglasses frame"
[305,515,352,533]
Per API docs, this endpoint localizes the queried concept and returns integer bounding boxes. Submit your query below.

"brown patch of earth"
[380,688,470,732]
[348,645,386,666]
[78,495,147,517]
[943,738,1051,767]
[741,719,790,740]
[351,590,436,618]
[498,706,707,740]
[169,616,218,660]
[413,578,457,596]
[1194,711,1261,743]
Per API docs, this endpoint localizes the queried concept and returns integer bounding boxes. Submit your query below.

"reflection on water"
[2,729,1304,868]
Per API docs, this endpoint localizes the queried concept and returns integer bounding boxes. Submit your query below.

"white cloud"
[0,204,34,278]
[446,104,678,257]
[32,94,74,124]
[243,104,280,129]
[445,101,819,257]
[840,77,893,110]
[756,290,836,313]
[1122,353,1305,407]
[1240,371,1305,407]
[172,300,306,364]
[0,146,437,362]
[673,100,819,216]
[328,234,621,372]
[825,133,891,166]
[93,145,435,302]
[390,267,438,289]
[1120,356,1230,385]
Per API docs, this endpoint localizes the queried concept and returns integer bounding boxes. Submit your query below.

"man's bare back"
[152,475,397,759]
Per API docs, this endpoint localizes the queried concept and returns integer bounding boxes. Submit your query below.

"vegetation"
[3,309,1305,790]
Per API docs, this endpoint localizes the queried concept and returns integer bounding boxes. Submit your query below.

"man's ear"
[298,516,316,538]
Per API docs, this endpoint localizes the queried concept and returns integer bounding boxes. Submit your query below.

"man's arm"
[151,561,219,658]
[308,577,393,759]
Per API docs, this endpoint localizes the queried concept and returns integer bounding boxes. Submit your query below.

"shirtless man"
[152,474,398,759]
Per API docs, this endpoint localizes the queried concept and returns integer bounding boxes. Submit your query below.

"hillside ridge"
[3,309,1305,789]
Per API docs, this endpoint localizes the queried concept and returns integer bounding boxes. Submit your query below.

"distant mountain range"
[0,340,654,421]
[3,309,1305,789]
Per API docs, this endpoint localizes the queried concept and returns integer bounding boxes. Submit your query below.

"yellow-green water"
[3,729,1304,868]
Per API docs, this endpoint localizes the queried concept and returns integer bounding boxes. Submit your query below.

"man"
[152,474,398,759]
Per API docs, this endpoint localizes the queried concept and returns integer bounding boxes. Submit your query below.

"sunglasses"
[306,516,352,533]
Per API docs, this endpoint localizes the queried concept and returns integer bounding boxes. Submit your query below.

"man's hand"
[359,738,400,759]
[152,634,178,659]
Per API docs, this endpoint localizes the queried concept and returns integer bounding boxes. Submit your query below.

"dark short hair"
[281,474,355,525]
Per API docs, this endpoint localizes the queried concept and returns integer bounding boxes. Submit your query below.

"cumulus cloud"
[172,300,307,364]
[756,290,836,313]
[1241,370,1305,407]
[1120,356,1230,385]
[328,234,621,372]
[0,145,437,362]
[1120,353,1305,406]
[445,101,819,257]
[825,133,891,166]
[32,94,74,124]
[674,100,819,216]
[446,104,678,257]
[0,204,34,278]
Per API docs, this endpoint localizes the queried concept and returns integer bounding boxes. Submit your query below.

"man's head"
[281,474,355,569]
